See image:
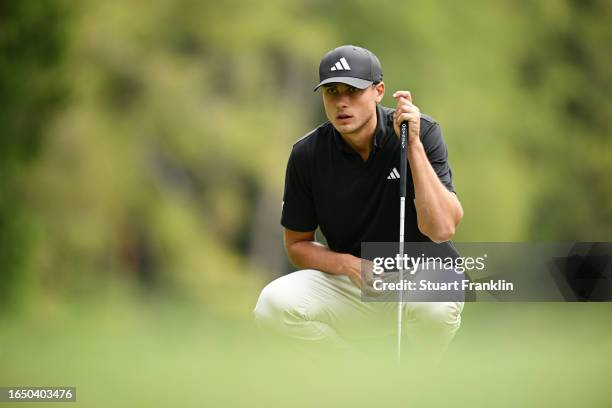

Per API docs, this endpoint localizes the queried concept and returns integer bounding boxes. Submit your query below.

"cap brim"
[313,77,373,91]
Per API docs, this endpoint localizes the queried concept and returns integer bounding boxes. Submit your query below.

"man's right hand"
[340,254,382,296]
[283,228,382,296]
[340,253,363,288]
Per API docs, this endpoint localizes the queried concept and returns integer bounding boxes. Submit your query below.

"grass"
[1,293,611,407]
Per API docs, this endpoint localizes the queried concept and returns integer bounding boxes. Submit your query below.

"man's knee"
[253,273,310,329]
[409,301,464,328]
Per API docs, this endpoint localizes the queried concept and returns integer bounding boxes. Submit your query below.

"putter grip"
[399,122,408,198]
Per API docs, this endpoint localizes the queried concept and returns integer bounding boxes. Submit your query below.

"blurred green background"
[1,0,611,406]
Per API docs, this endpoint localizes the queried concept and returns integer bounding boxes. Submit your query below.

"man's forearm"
[408,140,463,242]
[285,240,356,278]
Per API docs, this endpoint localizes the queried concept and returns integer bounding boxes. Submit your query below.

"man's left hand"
[392,90,421,146]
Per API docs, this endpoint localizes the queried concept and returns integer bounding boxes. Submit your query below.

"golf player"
[254,45,464,358]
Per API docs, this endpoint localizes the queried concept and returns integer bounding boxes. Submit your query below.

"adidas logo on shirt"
[330,57,351,71]
[387,168,400,180]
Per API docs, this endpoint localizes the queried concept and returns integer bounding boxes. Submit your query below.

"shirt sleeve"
[280,146,318,232]
[421,122,456,193]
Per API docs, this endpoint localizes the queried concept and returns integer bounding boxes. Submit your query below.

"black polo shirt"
[281,104,456,258]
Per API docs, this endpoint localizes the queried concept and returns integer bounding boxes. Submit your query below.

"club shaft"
[397,122,408,363]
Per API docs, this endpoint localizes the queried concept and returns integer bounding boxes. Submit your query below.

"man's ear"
[374,81,385,103]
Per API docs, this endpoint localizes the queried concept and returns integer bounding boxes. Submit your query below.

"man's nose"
[335,93,350,108]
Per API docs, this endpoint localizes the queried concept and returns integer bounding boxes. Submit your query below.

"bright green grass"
[1,296,611,408]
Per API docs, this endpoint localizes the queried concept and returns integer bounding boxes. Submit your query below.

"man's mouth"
[336,114,352,120]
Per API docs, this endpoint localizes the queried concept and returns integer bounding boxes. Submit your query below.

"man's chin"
[334,123,356,134]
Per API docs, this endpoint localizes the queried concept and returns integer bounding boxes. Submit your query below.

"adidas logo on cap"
[330,57,351,71]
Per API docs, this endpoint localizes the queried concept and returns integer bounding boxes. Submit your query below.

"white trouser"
[254,269,464,357]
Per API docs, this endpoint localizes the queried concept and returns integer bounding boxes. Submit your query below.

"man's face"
[322,82,385,136]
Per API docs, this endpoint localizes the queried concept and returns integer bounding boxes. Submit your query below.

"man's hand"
[284,230,383,293]
[283,229,389,295]
[340,254,382,296]
[389,91,463,243]
[392,90,421,146]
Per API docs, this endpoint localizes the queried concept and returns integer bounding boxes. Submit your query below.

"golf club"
[397,121,408,363]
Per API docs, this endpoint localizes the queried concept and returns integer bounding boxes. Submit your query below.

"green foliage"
[516,0,612,239]
[1,0,611,311]
[0,1,68,306]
